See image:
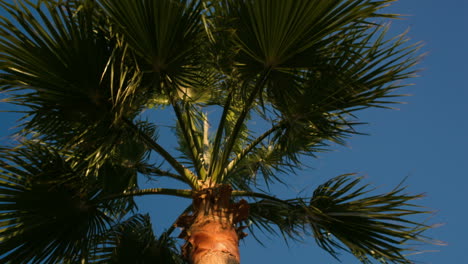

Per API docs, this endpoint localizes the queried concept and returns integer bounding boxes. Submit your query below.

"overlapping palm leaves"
[0,0,148,171]
[0,142,113,263]
[92,214,185,264]
[0,0,436,263]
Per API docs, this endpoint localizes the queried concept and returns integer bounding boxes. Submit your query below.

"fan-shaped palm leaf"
[224,0,394,70]
[0,0,147,168]
[92,214,185,264]
[246,174,432,264]
[98,0,210,99]
[0,142,118,263]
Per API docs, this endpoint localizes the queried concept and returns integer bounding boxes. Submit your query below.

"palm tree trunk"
[177,185,249,264]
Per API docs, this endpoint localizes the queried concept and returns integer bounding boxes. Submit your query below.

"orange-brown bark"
[176,184,249,264]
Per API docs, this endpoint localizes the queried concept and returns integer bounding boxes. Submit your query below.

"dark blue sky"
[0,0,466,263]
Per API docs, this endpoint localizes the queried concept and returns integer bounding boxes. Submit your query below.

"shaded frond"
[98,0,211,100]
[0,0,149,168]
[91,214,185,264]
[0,142,116,263]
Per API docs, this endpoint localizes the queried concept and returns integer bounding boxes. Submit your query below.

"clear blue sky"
[0,1,466,263]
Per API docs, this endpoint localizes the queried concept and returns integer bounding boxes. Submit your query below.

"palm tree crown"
[0,0,436,263]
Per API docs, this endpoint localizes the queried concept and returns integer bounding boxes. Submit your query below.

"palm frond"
[173,102,206,177]
[222,118,335,188]
[248,196,306,242]
[226,139,297,189]
[123,118,199,189]
[308,175,431,263]
[0,142,117,263]
[270,24,421,114]
[262,25,421,165]
[91,214,185,264]
[98,0,209,98]
[0,0,148,168]
[224,0,394,72]
[246,174,432,264]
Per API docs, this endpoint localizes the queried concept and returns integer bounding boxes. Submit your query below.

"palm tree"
[0,0,436,263]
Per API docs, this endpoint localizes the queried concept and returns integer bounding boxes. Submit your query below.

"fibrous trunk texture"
[177,184,249,264]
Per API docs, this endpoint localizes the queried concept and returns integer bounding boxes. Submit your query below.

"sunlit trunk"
[177,185,249,264]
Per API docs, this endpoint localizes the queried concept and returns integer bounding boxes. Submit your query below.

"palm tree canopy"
[0,0,437,263]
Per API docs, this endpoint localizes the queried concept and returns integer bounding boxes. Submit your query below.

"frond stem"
[222,121,285,180]
[139,166,188,184]
[231,190,286,204]
[217,69,271,181]
[171,101,207,179]
[99,188,193,201]
[123,118,198,189]
[207,89,233,178]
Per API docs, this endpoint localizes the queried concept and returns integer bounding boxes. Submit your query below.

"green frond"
[137,164,188,184]
[226,140,295,188]
[248,196,305,242]
[308,175,431,263]
[0,0,149,168]
[94,121,155,202]
[99,188,193,201]
[0,142,117,263]
[259,26,421,162]
[91,214,185,264]
[210,70,271,183]
[123,118,199,189]
[173,102,206,178]
[224,0,396,72]
[222,118,334,187]
[98,0,210,98]
[247,175,432,264]
[223,93,253,153]
[209,90,256,183]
